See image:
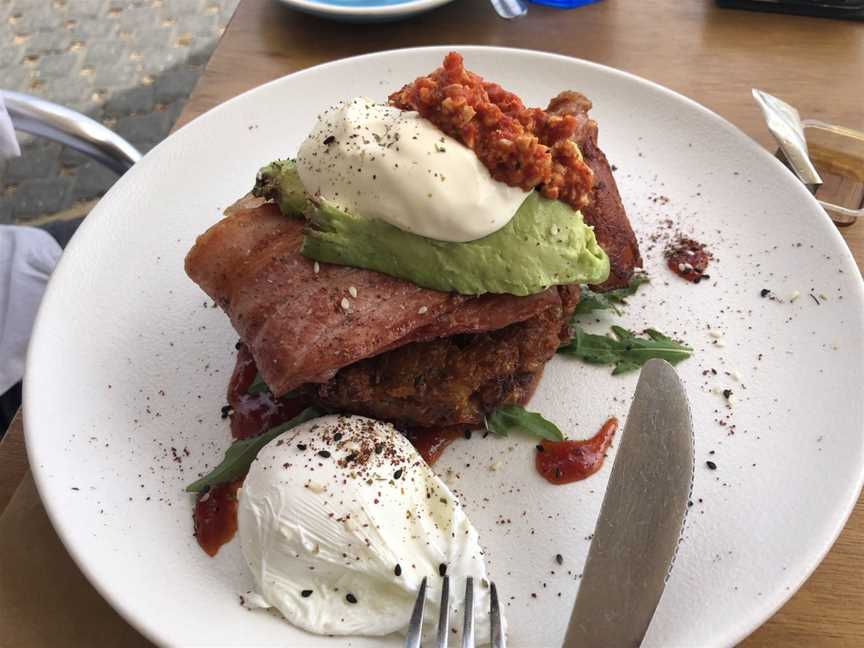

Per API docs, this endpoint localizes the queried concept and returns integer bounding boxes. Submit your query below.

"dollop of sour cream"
[238,414,500,643]
[296,97,528,243]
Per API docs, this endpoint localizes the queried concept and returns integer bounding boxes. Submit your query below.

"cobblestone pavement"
[0,0,240,224]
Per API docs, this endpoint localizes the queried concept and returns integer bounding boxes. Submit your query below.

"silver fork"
[405,576,505,648]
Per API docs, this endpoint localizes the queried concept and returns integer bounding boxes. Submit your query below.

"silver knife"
[563,358,694,648]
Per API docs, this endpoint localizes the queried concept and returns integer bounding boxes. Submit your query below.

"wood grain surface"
[2,0,863,645]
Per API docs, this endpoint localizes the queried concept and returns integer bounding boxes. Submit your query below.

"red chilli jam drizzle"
[227,344,310,440]
[665,237,711,283]
[535,418,618,485]
[404,426,467,465]
[193,479,242,557]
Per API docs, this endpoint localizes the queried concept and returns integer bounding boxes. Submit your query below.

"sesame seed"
[340,298,350,311]
[706,460,718,470]
[418,306,428,315]
[348,286,358,299]
[301,589,313,598]
[439,563,447,576]
[346,593,358,604]
[394,564,402,576]
[313,261,320,274]
[317,450,331,458]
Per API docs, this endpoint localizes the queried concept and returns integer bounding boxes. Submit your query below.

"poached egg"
[295,97,528,243]
[237,414,499,642]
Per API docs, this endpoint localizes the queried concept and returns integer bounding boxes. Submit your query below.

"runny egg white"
[237,414,500,643]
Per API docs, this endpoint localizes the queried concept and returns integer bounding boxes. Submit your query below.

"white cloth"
[0,94,21,160]
[0,226,62,394]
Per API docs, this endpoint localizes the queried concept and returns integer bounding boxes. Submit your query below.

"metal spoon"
[490,0,528,19]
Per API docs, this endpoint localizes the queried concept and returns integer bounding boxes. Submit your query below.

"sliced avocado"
[253,159,308,216]
[304,192,609,296]
[258,161,610,296]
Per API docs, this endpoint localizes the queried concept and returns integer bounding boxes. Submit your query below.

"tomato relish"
[389,52,594,210]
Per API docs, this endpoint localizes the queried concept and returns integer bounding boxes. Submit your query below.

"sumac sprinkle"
[395,564,402,577]
[318,450,331,459]
[301,589,313,598]
[346,593,358,604]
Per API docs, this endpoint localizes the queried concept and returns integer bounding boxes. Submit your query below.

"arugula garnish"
[185,406,324,493]
[573,273,650,316]
[559,325,692,375]
[247,373,269,396]
[484,405,565,442]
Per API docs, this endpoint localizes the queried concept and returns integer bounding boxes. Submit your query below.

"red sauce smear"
[536,418,618,485]
[665,237,712,283]
[227,344,310,440]
[404,426,467,465]
[193,479,242,557]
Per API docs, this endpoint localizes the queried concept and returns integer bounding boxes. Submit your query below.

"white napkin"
[0,226,62,394]
[0,93,21,160]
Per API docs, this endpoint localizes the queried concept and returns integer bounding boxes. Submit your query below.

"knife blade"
[563,358,694,648]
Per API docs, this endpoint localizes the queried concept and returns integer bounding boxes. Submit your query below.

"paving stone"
[12,177,74,218]
[71,18,117,41]
[25,31,72,57]
[4,144,62,183]
[0,42,24,68]
[154,66,200,104]
[1,66,30,92]
[9,6,64,35]
[133,26,177,51]
[0,200,12,226]
[104,85,155,117]
[116,110,173,150]
[72,161,118,201]
[73,0,109,19]
[38,52,81,79]
[176,13,219,36]
[140,47,186,75]
[60,149,92,169]
[93,62,140,89]
[187,41,216,67]
[84,39,128,67]
[118,6,161,32]
[162,0,207,18]
[33,77,90,107]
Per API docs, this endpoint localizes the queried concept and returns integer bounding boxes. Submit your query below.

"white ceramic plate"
[25,47,864,647]
[275,0,454,22]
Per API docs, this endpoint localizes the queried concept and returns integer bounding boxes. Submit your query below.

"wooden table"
[2,0,863,645]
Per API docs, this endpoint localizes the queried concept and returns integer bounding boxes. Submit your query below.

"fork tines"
[404,576,504,648]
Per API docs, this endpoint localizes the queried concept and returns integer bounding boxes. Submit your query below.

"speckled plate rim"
[23,46,864,647]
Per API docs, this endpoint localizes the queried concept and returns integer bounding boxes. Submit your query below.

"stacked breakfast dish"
[184,52,641,643]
